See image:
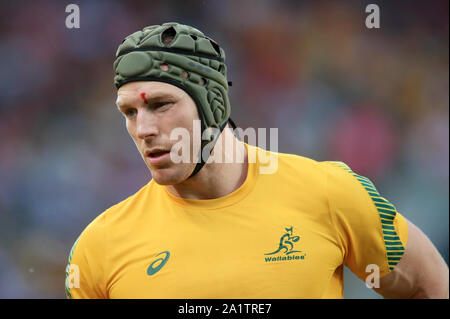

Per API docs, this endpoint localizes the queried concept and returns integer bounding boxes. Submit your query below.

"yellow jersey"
[65,143,408,298]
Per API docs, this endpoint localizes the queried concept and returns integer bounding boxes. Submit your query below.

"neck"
[165,127,248,200]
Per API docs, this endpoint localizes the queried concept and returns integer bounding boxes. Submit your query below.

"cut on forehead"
[116,81,186,107]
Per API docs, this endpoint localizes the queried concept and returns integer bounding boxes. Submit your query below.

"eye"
[124,108,137,117]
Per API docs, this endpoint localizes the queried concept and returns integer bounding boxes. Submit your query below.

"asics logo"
[147,251,170,276]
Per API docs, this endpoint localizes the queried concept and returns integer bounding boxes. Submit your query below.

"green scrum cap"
[113,22,234,178]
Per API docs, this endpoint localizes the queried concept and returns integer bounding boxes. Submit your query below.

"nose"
[136,109,159,140]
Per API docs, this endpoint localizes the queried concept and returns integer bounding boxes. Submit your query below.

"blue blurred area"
[0,0,448,298]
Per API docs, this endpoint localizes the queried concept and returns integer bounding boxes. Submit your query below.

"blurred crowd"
[0,0,448,298]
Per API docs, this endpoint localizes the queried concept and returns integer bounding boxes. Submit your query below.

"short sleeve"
[65,217,108,299]
[322,161,409,280]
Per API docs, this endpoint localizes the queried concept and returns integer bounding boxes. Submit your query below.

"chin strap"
[187,118,236,179]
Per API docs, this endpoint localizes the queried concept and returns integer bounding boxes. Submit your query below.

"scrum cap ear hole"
[161,27,176,46]
[200,78,207,86]
[181,71,189,79]
[207,37,220,55]
[160,64,169,71]
[190,35,197,40]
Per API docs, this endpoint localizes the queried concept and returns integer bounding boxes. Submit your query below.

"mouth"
[145,148,171,165]
[148,150,170,158]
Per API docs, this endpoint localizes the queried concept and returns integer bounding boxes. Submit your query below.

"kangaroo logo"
[265,227,302,255]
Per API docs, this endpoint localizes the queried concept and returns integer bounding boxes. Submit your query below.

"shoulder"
[262,147,356,178]
[252,144,325,179]
[252,145,364,192]
[317,160,355,178]
[99,181,155,223]
[316,161,382,215]
[260,148,368,196]
[317,160,369,193]
[277,150,322,169]
[71,181,154,248]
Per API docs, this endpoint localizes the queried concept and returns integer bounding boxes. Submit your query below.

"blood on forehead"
[140,92,148,104]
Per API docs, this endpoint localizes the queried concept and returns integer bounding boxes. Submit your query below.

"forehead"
[116,81,184,106]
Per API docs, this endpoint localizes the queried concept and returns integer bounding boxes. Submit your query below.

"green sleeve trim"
[326,161,405,271]
[65,237,80,299]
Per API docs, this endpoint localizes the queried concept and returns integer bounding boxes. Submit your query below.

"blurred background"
[0,0,448,298]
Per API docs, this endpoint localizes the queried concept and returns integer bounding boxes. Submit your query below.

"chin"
[149,166,187,185]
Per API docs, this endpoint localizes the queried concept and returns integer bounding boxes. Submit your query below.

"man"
[65,22,448,299]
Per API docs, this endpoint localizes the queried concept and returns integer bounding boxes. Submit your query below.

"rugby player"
[65,22,448,299]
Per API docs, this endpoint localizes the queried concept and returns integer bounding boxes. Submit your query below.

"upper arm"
[376,218,449,299]
[65,221,108,299]
[323,161,408,279]
[322,161,448,298]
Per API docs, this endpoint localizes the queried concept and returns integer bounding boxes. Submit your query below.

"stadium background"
[0,0,448,298]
